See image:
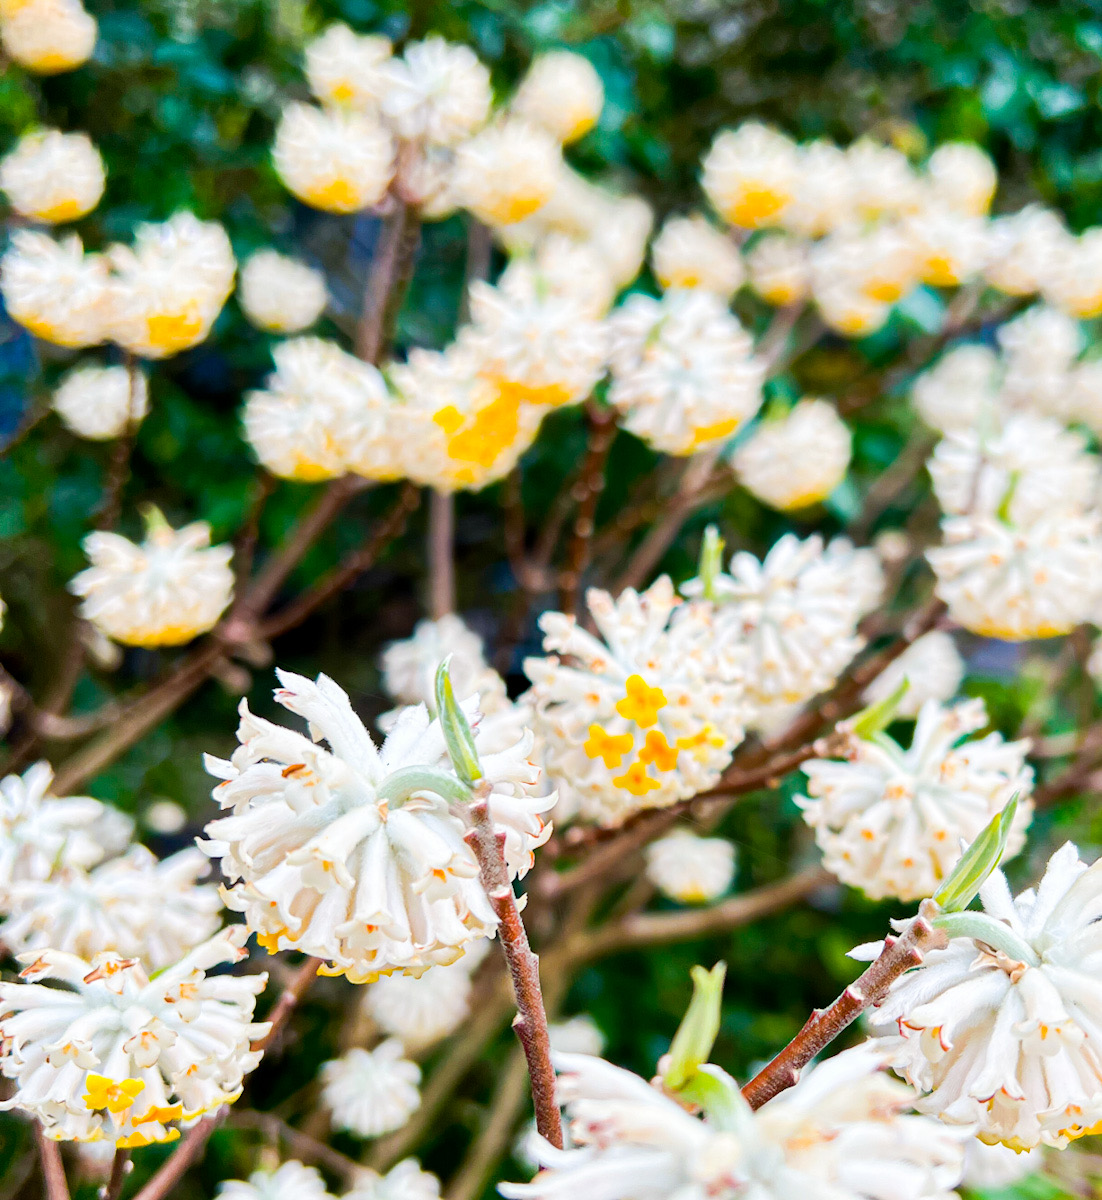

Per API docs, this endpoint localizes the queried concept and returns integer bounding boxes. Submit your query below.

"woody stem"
[464,786,563,1148]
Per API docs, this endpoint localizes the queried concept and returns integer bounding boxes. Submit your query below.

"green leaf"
[849,678,910,740]
[698,525,725,602]
[663,962,726,1092]
[933,794,1019,913]
[434,657,483,788]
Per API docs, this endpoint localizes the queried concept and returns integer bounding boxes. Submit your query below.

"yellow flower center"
[615,674,667,727]
[84,1075,145,1114]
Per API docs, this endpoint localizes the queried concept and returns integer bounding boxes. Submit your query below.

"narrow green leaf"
[849,677,910,740]
[933,793,1019,913]
[434,657,483,788]
[663,962,726,1092]
[698,526,726,603]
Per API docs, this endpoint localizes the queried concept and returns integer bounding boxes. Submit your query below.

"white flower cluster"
[523,577,746,826]
[202,668,551,982]
[321,1039,421,1137]
[799,696,1033,901]
[916,306,1102,641]
[682,534,882,733]
[274,28,607,234]
[644,829,736,903]
[0,0,96,74]
[869,842,1102,1151]
[0,927,267,1147]
[0,127,104,222]
[69,511,235,647]
[1,211,236,357]
[52,364,149,441]
[219,1158,441,1200]
[503,1045,966,1200]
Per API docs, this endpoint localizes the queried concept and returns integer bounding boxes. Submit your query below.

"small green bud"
[849,677,910,740]
[434,657,483,788]
[698,526,726,603]
[663,962,726,1092]
[933,793,1019,913]
[139,503,172,540]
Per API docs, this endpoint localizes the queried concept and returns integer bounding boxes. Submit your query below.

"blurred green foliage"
[3,2,1102,1198]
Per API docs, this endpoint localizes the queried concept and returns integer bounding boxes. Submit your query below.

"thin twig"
[741,900,947,1109]
[252,956,323,1055]
[0,393,50,457]
[227,1110,361,1183]
[464,786,563,1148]
[259,484,420,639]
[356,200,411,363]
[104,1149,130,1200]
[34,1123,69,1200]
[558,404,617,615]
[428,489,456,619]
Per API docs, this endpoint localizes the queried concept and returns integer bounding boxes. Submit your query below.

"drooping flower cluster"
[69,511,234,647]
[868,842,1102,1150]
[321,1039,421,1137]
[644,830,736,904]
[607,289,764,455]
[503,1044,965,1200]
[682,534,882,733]
[0,0,96,74]
[238,250,329,334]
[0,128,104,222]
[731,398,851,511]
[364,954,478,1050]
[1,212,236,358]
[523,577,746,826]
[798,696,1033,901]
[0,928,268,1147]
[52,364,148,441]
[862,630,964,717]
[202,669,551,982]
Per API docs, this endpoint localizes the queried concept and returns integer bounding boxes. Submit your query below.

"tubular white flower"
[239,251,328,334]
[381,614,506,714]
[305,23,392,111]
[365,958,473,1049]
[0,128,104,222]
[904,204,989,288]
[1042,226,1102,319]
[242,337,394,483]
[929,413,1100,526]
[963,1140,1044,1190]
[380,37,491,147]
[1,231,110,347]
[798,696,1033,902]
[869,842,1102,1149]
[732,399,851,511]
[388,344,544,493]
[783,140,853,237]
[0,0,95,73]
[0,927,268,1147]
[928,511,1102,640]
[701,122,800,230]
[502,1045,965,1200]
[985,205,1069,296]
[273,103,394,214]
[453,120,562,227]
[219,1160,334,1200]
[926,142,997,216]
[863,630,964,717]
[684,534,882,732]
[911,343,1000,434]
[202,669,551,982]
[321,1041,420,1138]
[106,213,236,359]
[607,289,764,456]
[511,51,604,145]
[845,140,923,220]
[346,1159,441,1200]
[650,214,743,297]
[643,830,736,904]
[70,517,234,648]
[548,1015,605,1057]
[52,365,148,441]
[463,268,608,409]
[522,234,618,318]
[0,846,222,969]
[745,233,811,307]
[522,577,746,826]
[0,762,133,888]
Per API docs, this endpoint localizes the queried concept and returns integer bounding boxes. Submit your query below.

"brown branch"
[259,484,420,639]
[34,1123,69,1200]
[574,866,833,958]
[104,1149,130,1200]
[741,901,947,1109]
[252,956,323,1055]
[558,404,617,615]
[357,199,414,363]
[464,788,563,1149]
[428,489,456,619]
[227,1110,361,1183]
[0,393,50,457]
[756,303,805,372]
